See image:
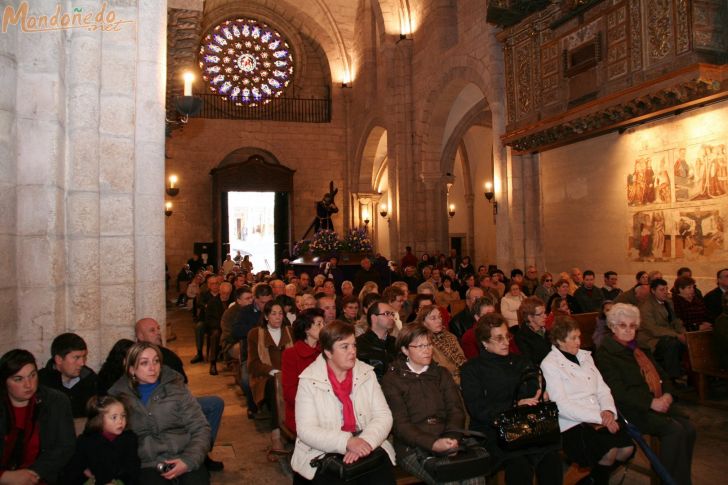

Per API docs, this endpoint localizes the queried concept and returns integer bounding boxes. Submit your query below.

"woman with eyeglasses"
[461,313,562,485]
[541,316,633,485]
[281,308,325,434]
[512,297,550,365]
[381,324,484,485]
[414,306,466,384]
[534,273,555,303]
[594,303,695,485]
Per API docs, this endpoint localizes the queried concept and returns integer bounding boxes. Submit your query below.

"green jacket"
[637,296,684,350]
[108,366,210,470]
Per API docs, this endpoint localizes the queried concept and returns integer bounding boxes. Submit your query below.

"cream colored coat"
[541,346,617,432]
[291,355,395,479]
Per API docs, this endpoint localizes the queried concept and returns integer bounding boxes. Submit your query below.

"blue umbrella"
[620,414,677,485]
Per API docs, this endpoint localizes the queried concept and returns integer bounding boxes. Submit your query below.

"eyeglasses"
[615,323,639,330]
[533,312,545,317]
[488,336,509,344]
[544,279,552,282]
[408,343,433,350]
[376,311,396,317]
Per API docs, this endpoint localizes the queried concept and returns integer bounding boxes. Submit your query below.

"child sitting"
[64,395,140,485]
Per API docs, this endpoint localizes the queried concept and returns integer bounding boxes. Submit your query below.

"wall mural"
[627,142,727,262]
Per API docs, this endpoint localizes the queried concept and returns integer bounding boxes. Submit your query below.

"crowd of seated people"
[180,252,717,484]
[10,254,722,484]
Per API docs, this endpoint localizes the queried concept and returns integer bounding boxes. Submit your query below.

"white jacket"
[541,346,617,432]
[291,355,395,479]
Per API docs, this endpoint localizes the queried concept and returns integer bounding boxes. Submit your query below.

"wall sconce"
[166,71,203,135]
[166,175,179,197]
[379,203,390,223]
[165,201,173,217]
[448,204,456,219]
[484,182,498,216]
[362,208,370,231]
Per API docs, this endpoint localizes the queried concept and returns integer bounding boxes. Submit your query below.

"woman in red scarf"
[0,349,75,484]
[594,303,696,485]
[290,321,395,484]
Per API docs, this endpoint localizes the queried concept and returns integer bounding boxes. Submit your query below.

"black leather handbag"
[493,369,560,451]
[310,447,390,481]
[422,429,494,482]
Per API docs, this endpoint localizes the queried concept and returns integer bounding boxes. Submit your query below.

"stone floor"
[165,306,728,484]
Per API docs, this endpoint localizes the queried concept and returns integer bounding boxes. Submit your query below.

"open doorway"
[228,192,276,273]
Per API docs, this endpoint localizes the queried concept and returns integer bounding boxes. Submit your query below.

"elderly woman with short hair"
[513,296,549,365]
[541,317,633,485]
[594,303,695,485]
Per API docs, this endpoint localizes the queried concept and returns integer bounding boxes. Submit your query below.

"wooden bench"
[449,299,467,317]
[570,312,598,350]
[273,372,296,443]
[686,329,728,402]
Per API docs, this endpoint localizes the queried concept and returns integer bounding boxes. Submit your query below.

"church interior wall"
[540,100,728,288]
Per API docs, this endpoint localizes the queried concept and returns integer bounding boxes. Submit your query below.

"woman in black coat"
[460,314,562,485]
[512,296,550,365]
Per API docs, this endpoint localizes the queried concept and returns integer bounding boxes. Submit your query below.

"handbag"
[310,446,390,482]
[422,429,494,482]
[492,368,560,451]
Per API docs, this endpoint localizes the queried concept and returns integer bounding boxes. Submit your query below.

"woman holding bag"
[382,323,486,485]
[460,313,562,485]
[291,321,395,485]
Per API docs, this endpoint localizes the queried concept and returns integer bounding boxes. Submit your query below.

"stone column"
[0,15,18,347]
[134,0,167,335]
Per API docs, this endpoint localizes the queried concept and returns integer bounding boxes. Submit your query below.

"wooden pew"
[686,329,728,402]
[570,312,599,350]
[449,299,467,317]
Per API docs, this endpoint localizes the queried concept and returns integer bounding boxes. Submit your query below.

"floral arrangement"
[291,239,311,259]
[341,227,373,254]
[308,229,341,256]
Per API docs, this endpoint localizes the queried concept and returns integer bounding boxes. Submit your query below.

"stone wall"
[540,100,728,287]
[0,0,166,368]
[164,101,347,274]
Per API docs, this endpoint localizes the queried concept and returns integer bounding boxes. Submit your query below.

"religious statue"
[302,181,339,238]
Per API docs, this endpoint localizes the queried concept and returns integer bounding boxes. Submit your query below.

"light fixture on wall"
[166,71,203,135]
[448,204,456,219]
[379,203,390,223]
[484,181,498,216]
[166,175,179,197]
[362,208,370,231]
[165,201,173,217]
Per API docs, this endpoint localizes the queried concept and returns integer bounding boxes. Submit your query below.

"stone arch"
[440,99,491,175]
[415,60,491,176]
[353,120,389,192]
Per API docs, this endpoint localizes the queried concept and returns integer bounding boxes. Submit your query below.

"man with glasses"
[356,301,397,381]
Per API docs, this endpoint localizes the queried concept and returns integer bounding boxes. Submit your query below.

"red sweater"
[281,341,321,434]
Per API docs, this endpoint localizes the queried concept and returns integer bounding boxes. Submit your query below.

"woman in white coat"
[541,316,634,485]
[291,321,395,485]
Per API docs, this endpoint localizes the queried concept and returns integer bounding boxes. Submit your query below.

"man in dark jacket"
[602,271,622,301]
[449,287,483,341]
[356,302,396,381]
[353,258,382,293]
[573,270,605,312]
[38,333,98,418]
[704,268,728,322]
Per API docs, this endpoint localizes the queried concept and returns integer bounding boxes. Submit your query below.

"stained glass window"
[199,18,293,107]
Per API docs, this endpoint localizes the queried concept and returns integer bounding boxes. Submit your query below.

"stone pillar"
[0,14,18,348]
[134,0,167,336]
[1,0,167,367]
[465,193,475,257]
